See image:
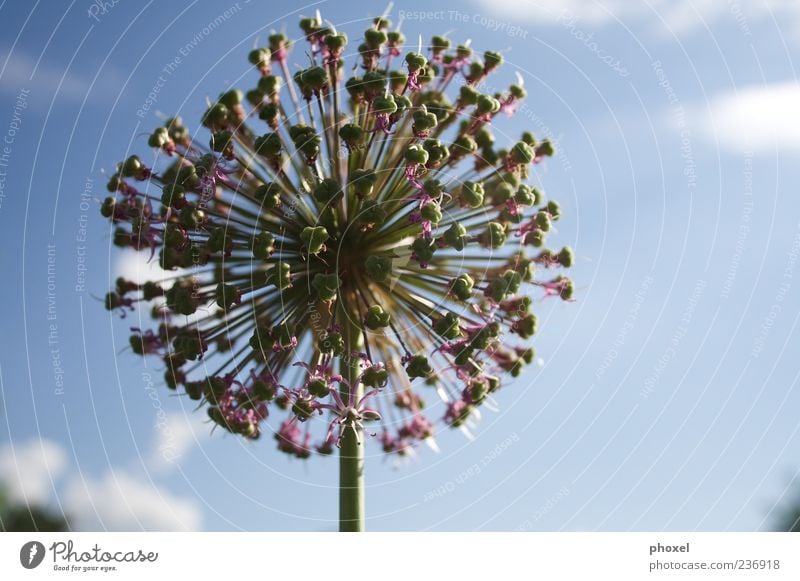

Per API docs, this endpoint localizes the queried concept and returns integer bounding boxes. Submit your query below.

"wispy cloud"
[470,0,800,37]
[0,47,124,104]
[700,82,800,152]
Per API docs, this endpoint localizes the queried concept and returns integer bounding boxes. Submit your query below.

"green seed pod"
[476,95,500,115]
[307,377,330,398]
[373,93,398,115]
[389,70,409,92]
[252,376,277,400]
[215,283,239,310]
[300,226,329,255]
[339,124,364,149]
[452,135,477,157]
[547,200,561,220]
[433,312,462,339]
[258,75,283,97]
[405,354,432,379]
[210,131,234,153]
[364,28,387,49]
[451,274,474,301]
[251,231,275,260]
[443,223,469,251]
[510,141,534,165]
[558,246,574,267]
[319,331,345,355]
[160,184,185,208]
[313,178,343,204]
[405,144,429,165]
[420,201,442,224]
[218,89,243,109]
[484,50,503,71]
[470,321,500,350]
[350,168,377,197]
[249,325,275,355]
[148,127,170,148]
[460,181,485,209]
[405,51,427,72]
[412,237,436,264]
[535,211,552,232]
[268,32,290,52]
[362,366,388,388]
[165,282,198,316]
[412,105,438,133]
[513,313,538,339]
[480,221,507,249]
[536,139,555,158]
[202,103,229,128]
[254,182,282,208]
[365,305,391,330]
[267,261,292,289]
[557,277,574,300]
[515,184,535,206]
[312,273,340,302]
[206,226,232,254]
[358,200,387,226]
[326,33,348,53]
[422,138,449,165]
[248,48,271,68]
[509,84,527,100]
[365,255,392,282]
[120,155,143,178]
[254,132,282,157]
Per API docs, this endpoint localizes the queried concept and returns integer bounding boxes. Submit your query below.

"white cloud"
[0,439,67,505]
[64,470,202,531]
[149,411,207,472]
[702,82,800,152]
[114,249,184,284]
[471,0,800,37]
[1,437,203,531]
[0,47,125,103]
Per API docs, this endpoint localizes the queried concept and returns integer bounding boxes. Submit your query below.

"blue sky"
[1,0,799,531]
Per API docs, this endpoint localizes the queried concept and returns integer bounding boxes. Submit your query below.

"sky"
[1,0,799,532]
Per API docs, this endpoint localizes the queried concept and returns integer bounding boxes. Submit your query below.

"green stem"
[339,316,365,532]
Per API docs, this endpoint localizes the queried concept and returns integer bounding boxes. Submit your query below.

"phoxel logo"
[19,541,46,569]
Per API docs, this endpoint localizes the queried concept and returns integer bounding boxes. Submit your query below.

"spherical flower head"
[100,12,575,459]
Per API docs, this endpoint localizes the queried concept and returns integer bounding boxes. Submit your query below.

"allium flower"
[100,12,574,530]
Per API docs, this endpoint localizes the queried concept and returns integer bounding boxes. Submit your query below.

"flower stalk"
[339,317,365,532]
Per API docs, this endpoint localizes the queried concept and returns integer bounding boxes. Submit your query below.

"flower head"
[101,13,574,459]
